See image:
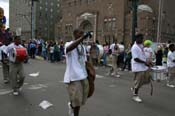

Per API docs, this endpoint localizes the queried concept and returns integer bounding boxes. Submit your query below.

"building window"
[45,2,48,6]
[45,8,48,11]
[39,12,42,17]
[104,18,117,32]
[74,0,77,5]
[65,24,73,34]
[68,2,72,7]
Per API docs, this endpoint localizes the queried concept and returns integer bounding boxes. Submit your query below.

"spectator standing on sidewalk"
[166,44,175,88]
[110,39,120,78]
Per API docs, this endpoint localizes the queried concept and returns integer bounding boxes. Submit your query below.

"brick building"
[60,0,128,44]
[58,0,175,44]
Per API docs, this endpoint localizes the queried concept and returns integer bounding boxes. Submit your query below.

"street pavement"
[0,59,175,116]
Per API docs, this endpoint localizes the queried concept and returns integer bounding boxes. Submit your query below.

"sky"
[0,0,9,27]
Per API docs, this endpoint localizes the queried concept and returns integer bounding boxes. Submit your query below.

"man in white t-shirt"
[167,44,175,88]
[131,34,153,103]
[6,36,26,96]
[64,29,91,116]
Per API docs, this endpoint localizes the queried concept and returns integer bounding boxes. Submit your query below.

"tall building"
[58,0,175,44]
[36,0,61,40]
[161,0,175,42]
[10,0,61,40]
[9,0,35,39]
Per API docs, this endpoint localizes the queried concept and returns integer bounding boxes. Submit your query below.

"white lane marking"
[0,89,13,95]
[109,85,116,88]
[29,72,40,77]
[96,74,104,79]
[24,83,29,85]
[28,84,47,90]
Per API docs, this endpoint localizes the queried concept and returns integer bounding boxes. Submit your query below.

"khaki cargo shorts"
[168,67,175,81]
[67,79,89,107]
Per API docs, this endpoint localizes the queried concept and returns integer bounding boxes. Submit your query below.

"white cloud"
[0,0,9,27]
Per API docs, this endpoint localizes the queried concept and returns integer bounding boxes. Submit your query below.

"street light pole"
[157,0,163,43]
[130,0,139,44]
[31,0,33,39]
[31,0,39,40]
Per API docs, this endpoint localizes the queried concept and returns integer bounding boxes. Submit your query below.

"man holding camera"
[64,29,91,116]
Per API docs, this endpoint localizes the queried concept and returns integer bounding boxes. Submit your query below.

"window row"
[68,0,96,7]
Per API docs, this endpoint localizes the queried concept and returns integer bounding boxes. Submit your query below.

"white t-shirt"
[131,43,148,72]
[64,41,88,83]
[6,43,24,62]
[50,46,54,53]
[0,46,3,60]
[6,43,23,53]
[118,44,125,52]
[167,51,175,68]
[144,47,153,59]
[0,45,8,60]
[110,43,119,54]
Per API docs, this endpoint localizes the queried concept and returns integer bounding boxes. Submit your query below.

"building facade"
[9,0,34,39]
[35,0,61,40]
[60,0,127,44]
[10,0,61,40]
[58,0,175,44]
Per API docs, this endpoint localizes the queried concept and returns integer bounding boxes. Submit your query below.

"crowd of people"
[22,39,65,63]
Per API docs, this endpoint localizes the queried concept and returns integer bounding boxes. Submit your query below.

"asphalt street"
[0,59,175,116]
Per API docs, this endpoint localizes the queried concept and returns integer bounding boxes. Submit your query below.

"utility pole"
[31,0,39,39]
[31,0,33,39]
[129,0,139,44]
[157,0,163,43]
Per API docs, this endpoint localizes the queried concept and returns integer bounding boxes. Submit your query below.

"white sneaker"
[166,84,175,88]
[13,90,19,96]
[132,96,142,103]
[68,102,74,116]
[116,75,120,78]
[113,74,120,78]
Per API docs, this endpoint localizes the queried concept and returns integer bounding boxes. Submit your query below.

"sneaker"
[116,74,120,78]
[4,80,9,84]
[68,102,74,116]
[113,74,120,78]
[132,96,142,103]
[13,90,19,96]
[166,84,175,88]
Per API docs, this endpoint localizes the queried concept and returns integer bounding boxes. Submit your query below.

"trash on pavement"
[29,72,40,77]
[39,100,53,110]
